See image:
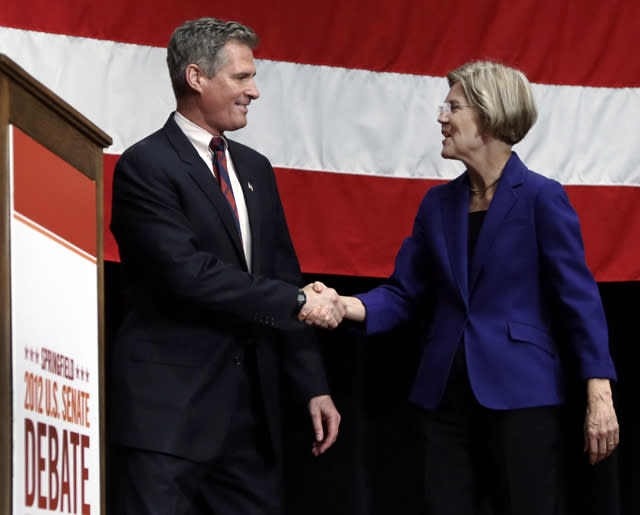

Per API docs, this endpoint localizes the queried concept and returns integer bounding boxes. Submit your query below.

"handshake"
[298,282,365,329]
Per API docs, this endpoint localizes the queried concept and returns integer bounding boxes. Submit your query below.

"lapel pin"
[248,182,254,192]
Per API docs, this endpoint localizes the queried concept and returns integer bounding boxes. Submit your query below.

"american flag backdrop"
[2,0,640,281]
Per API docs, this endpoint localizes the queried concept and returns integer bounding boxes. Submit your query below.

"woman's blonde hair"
[447,61,537,145]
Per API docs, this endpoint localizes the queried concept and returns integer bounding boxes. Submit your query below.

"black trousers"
[421,356,565,515]
[110,346,281,515]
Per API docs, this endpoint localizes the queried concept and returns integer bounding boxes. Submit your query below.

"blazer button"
[232,356,241,366]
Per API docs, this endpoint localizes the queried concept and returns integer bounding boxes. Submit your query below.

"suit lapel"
[442,175,470,306]
[163,116,247,265]
[228,141,262,272]
[469,152,525,292]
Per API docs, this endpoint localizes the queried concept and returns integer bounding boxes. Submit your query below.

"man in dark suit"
[109,17,344,515]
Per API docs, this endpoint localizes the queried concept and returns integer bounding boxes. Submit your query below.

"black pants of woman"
[421,356,565,515]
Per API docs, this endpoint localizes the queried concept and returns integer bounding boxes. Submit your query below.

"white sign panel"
[9,125,101,514]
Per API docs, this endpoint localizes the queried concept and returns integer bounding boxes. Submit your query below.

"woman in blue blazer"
[305,61,619,515]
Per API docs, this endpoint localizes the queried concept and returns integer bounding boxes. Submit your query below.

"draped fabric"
[3,3,636,513]
[2,1,640,280]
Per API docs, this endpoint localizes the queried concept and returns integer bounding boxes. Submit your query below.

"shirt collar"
[173,111,228,154]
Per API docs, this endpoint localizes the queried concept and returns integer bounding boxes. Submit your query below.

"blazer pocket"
[508,321,555,357]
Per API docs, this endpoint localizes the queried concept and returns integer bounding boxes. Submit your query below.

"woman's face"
[438,82,484,163]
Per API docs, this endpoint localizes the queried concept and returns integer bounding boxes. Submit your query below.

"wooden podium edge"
[0,54,112,515]
[0,54,112,150]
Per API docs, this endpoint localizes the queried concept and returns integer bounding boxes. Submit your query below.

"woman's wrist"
[344,296,366,322]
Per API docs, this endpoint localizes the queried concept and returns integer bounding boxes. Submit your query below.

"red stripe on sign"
[14,212,96,263]
[103,155,640,282]
[13,127,96,257]
[2,0,640,87]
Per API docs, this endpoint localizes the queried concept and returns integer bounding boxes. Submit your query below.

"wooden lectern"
[0,54,111,514]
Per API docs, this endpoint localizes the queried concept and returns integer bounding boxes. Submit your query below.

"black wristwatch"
[295,288,307,315]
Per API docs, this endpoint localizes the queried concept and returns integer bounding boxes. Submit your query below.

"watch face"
[295,290,307,315]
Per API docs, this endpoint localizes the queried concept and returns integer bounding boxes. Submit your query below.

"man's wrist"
[295,288,307,315]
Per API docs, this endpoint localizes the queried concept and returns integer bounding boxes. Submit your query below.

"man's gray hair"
[167,17,259,98]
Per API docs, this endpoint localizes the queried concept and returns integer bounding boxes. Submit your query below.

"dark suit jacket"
[358,152,616,410]
[109,114,328,462]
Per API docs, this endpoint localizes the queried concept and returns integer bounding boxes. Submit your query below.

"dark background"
[105,263,638,514]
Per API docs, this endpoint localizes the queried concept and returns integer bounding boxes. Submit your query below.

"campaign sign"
[9,126,100,515]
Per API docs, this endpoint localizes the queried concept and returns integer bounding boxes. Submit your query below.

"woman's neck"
[465,142,512,191]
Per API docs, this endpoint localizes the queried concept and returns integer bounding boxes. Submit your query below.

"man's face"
[197,40,259,135]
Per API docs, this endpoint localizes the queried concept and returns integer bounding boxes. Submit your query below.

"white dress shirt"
[174,112,252,270]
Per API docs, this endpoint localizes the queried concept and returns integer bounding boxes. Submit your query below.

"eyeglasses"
[437,102,474,115]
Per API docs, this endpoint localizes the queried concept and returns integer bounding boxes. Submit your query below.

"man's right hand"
[298,283,346,329]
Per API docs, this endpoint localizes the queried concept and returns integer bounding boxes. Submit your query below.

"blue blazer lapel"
[443,175,470,306]
[163,116,247,265]
[469,152,525,292]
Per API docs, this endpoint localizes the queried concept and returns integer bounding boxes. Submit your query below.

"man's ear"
[185,64,204,93]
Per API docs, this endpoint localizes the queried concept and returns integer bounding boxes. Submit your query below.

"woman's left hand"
[584,378,619,465]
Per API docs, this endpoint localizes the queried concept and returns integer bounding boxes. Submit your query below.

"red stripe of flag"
[2,0,640,86]
[103,158,640,281]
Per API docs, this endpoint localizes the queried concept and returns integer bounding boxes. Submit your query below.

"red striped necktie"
[209,136,242,243]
